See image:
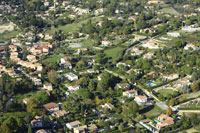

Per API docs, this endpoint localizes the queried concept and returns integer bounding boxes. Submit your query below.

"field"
[0,23,14,34]
[181,128,199,133]
[140,105,164,118]
[0,30,20,41]
[160,7,181,16]
[47,16,103,34]
[104,46,125,60]
[157,89,175,97]
[82,39,95,48]
[42,54,62,64]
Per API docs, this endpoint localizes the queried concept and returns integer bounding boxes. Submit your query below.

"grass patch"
[104,46,125,60]
[42,54,62,64]
[181,128,199,133]
[82,39,95,48]
[0,30,20,41]
[157,89,175,97]
[14,90,38,102]
[47,16,103,34]
[140,105,164,118]
[160,7,181,16]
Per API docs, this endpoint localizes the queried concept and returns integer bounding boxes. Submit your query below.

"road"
[124,34,162,56]
[105,69,169,110]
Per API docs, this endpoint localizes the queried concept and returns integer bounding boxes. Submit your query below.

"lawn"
[160,7,181,16]
[0,30,20,41]
[104,46,125,60]
[140,105,164,119]
[181,128,199,133]
[157,89,175,97]
[14,91,38,102]
[47,15,103,34]
[82,39,95,48]
[42,54,62,64]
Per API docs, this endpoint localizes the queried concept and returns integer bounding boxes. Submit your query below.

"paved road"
[156,102,169,110]
[124,34,162,56]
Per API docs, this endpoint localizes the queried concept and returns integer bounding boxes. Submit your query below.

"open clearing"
[47,16,103,34]
[160,7,181,16]
[0,22,15,34]
[42,54,62,64]
[157,89,175,97]
[104,46,125,60]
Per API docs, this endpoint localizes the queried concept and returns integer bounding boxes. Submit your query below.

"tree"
[0,123,11,133]
[191,81,199,92]
[88,80,96,91]
[166,107,173,115]
[28,124,32,133]
[128,100,139,118]
[169,99,175,106]
[48,70,58,85]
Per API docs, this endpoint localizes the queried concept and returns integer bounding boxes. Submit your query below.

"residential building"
[43,102,59,112]
[135,96,147,105]
[156,114,174,130]
[60,58,72,69]
[65,84,80,91]
[123,89,138,97]
[184,43,197,50]
[167,32,180,37]
[74,125,87,133]
[88,124,98,132]
[51,110,68,118]
[36,129,51,133]
[9,45,17,52]
[66,120,81,129]
[116,83,130,89]
[42,83,53,91]
[64,73,78,81]
[31,119,44,128]
[100,103,114,110]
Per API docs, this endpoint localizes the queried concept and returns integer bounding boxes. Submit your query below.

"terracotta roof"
[43,102,58,110]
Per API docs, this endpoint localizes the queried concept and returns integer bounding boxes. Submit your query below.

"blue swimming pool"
[154,120,158,123]
[146,82,156,86]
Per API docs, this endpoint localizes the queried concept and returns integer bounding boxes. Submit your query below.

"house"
[43,102,59,112]
[135,96,147,105]
[101,41,112,47]
[31,118,44,128]
[9,45,17,52]
[88,124,98,132]
[64,73,78,81]
[100,103,114,110]
[116,62,131,68]
[36,129,51,133]
[167,32,180,37]
[184,43,197,50]
[42,83,53,91]
[162,74,179,81]
[51,110,68,118]
[27,55,37,63]
[123,89,138,97]
[66,120,81,129]
[23,98,30,105]
[156,114,174,130]
[143,52,155,59]
[116,83,130,89]
[130,47,144,55]
[65,84,80,91]
[142,40,160,49]
[74,125,87,133]
[60,58,72,69]
[85,69,98,74]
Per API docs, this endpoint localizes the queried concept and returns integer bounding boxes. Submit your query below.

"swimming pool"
[146,82,156,86]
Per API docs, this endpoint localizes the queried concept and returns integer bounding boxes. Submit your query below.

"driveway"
[156,102,168,110]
